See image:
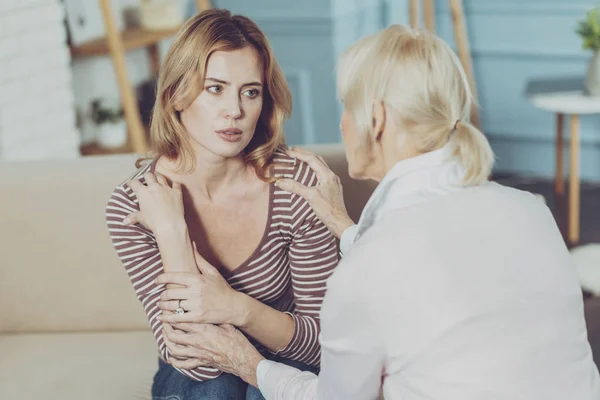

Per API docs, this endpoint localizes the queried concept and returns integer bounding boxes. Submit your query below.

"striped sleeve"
[274,160,340,366]
[105,180,222,382]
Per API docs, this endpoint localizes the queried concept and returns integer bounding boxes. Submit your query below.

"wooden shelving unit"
[73,0,212,156]
[409,0,479,128]
[71,26,181,57]
[73,0,475,155]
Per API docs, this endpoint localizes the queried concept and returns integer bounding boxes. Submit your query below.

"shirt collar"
[376,145,451,189]
[354,144,466,242]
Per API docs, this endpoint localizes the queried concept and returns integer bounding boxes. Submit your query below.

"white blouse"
[257,146,600,399]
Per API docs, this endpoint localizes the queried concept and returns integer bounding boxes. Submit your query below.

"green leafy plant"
[90,98,124,125]
[577,7,600,51]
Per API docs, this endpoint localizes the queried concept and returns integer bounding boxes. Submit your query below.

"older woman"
[156,25,600,399]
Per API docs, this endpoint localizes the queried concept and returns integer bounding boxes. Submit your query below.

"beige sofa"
[0,144,376,400]
[3,143,600,400]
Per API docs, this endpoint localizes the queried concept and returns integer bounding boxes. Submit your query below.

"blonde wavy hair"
[147,9,292,181]
[337,25,494,185]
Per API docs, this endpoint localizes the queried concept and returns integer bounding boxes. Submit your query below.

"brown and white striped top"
[105,148,340,381]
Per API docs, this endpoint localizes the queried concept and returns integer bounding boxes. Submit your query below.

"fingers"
[127,179,143,194]
[155,173,182,192]
[155,173,169,187]
[286,147,333,181]
[165,339,198,358]
[164,333,213,367]
[168,345,210,362]
[158,300,182,312]
[164,338,189,358]
[163,322,183,341]
[144,172,158,186]
[220,324,236,332]
[192,241,201,267]
[287,146,321,159]
[159,312,197,324]
[127,173,182,205]
[161,288,191,301]
[192,242,219,276]
[170,357,211,370]
[169,322,216,335]
[166,344,190,359]
[156,272,200,287]
[122,211,140,226]
[275,179,315,201]
[164,323,196,347]
[171,322,197,332]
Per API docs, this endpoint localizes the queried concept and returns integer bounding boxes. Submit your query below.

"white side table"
[527,83,600,245]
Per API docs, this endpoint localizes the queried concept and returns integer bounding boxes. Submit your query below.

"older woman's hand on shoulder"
[276,147,355,239]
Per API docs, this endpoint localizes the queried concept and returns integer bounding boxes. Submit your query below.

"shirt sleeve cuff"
[340,224,358,256]
[257,359,297,399]
[269,312,306,359]
[257,359,276,394]
[257,359,318,400]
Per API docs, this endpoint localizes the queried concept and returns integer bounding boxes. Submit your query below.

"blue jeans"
[152,356,318,400]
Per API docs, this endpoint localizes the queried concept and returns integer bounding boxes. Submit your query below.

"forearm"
[137,286,221,381]
[236,345,265,387]
[154,223,201,347]
[329,214,355,240]
[108,186,216,380]
[154,222,198,274]
[237,293,295,353]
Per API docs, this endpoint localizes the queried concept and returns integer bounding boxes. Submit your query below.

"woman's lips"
[215,128,242,143]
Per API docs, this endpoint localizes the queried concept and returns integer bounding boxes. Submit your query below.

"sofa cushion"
[0,144,376,333]
[0,154,149,333]
[0,330,157,399]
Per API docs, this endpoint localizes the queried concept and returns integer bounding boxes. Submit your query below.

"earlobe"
[372,100,386,142]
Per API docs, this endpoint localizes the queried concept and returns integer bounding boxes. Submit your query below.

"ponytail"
[450,120,494,185]
[335,25,495,185]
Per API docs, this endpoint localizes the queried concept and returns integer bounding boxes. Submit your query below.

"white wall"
[435,0,597,179]
[0,0,79,161]
[69,0,342,146]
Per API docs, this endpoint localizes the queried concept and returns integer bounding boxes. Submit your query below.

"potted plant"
[90,98,127,148]
[577,6,600,96]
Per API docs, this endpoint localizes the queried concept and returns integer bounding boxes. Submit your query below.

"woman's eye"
[207,85,223,94]
[243,89,260,98]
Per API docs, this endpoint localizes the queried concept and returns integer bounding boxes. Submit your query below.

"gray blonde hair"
[337,25,494,185]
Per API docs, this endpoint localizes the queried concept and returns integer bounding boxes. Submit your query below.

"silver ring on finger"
[175,299,186,315]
